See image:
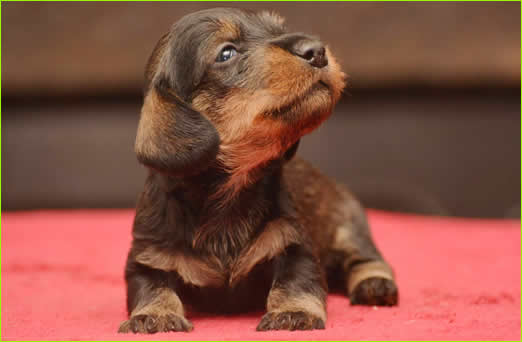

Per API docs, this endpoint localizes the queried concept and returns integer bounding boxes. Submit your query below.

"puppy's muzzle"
[272,34,328,69]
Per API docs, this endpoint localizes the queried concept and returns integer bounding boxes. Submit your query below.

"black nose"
[291,39,328,68]
[272,34,329,69]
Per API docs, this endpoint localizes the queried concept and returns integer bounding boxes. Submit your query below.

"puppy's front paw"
[256,311,325,331]
[118,313,193,334]
[350,277,398,306]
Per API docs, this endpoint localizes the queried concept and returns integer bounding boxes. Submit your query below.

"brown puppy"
[119,8,398,334]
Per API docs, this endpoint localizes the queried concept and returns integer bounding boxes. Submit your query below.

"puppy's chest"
[135,219,263,288]
[135,214,299,289]
[136,240,260,289]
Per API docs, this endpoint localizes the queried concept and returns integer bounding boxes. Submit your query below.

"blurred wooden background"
[2,2,520,218]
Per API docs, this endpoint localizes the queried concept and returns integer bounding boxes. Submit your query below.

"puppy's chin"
[269,81,336,135]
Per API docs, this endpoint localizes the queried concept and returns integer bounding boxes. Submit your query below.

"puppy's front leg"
[118,261,192,334]
[257,244,327,331]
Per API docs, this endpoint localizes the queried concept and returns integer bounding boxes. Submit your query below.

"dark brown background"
[2,2,520,218]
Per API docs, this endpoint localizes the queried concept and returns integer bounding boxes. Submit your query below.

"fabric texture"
[2,209,520,340]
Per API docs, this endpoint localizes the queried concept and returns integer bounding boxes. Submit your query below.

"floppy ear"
[135,79,220,176]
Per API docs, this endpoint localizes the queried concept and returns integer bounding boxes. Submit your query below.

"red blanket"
[2,209,520,340]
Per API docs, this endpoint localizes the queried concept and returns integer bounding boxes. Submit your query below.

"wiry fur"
[119,8,398,334]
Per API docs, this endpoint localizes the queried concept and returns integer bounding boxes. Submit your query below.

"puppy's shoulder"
[281,156,364,240]
[282,156,343,200]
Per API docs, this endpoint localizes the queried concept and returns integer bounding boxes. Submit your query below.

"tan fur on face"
[229,218,301,286]
[193,88,279,149]
[194,90,290,200]
[322,48,346,101]
[258,45,345,105]
[267,288,327,322]
[261,46,316,98]
[135,247,226,287]
[193,45,346,144]
[192,44,345,201]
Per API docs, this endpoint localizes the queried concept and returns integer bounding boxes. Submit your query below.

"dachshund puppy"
[119,8,398,334]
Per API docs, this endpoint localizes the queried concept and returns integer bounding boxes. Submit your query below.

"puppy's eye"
[216,45,238,63]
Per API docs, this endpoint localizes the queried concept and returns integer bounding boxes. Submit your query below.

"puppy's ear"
[135,79,220,176]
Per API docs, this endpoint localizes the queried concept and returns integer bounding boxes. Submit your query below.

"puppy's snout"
[272,34,329,69]
[291,39,328,69]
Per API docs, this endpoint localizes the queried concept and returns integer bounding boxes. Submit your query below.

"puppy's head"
[136,8,346,190]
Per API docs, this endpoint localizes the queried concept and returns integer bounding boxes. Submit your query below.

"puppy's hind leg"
[332,199,398,306]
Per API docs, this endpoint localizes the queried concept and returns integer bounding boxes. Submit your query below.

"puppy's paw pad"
[256,311,325,331]
[118,314,193,334]
[350,277,398,306]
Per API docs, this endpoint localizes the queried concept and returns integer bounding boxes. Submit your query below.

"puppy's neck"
[155,140,299,218]
[211,140,301,205]
[203,156,287,210]
[154,154,286,210]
